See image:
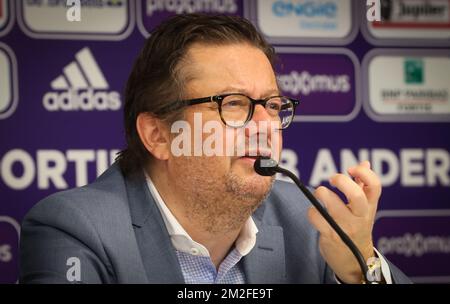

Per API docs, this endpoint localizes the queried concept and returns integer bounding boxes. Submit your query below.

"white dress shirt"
[145,174,258,257]
[145,173,392,284]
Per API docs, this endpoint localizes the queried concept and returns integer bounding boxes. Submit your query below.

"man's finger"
[314,186,353,221]
[329,174,369,218]
[307,206,333,237]
[347,163,382,205]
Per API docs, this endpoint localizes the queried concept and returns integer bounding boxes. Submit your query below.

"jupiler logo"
[378,0,449,22]
[42,47,121,111]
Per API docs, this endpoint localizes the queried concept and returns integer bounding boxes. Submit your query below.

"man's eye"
[268,102,281,111]
[223,100,245,108]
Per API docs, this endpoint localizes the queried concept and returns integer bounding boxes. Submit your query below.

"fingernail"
[329,177,335,185]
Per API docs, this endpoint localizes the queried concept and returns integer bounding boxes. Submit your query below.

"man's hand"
[307,161,382,284]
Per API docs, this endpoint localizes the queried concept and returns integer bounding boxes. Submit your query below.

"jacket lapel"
[242,216,287,284]
[124,170,287,284]
[125,172,185,283]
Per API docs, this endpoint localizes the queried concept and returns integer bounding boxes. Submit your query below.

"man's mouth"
[238,150,272,164]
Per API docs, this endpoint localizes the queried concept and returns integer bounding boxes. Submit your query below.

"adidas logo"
[43,47,121,111]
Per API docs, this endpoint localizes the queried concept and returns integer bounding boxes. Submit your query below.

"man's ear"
[136,112,171,160]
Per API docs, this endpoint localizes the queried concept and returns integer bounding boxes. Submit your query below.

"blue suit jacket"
[19,163,411,283]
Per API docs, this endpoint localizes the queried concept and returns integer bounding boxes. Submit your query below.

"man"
[19,14,410,284]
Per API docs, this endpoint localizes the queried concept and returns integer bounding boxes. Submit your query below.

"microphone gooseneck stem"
[275,166,371,284]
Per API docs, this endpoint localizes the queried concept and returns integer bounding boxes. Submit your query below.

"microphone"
[254,156,372,284]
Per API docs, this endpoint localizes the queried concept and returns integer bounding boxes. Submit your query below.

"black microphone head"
[254,156,278,176]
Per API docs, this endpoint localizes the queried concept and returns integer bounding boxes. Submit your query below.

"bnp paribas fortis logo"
[404,58,424,84]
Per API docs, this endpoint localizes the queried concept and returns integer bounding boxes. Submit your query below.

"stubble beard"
[173,158,274,234]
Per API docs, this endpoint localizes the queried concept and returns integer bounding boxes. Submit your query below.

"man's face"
[166,43,282,232]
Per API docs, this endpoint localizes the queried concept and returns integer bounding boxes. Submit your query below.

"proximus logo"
[278,71,350,96]
[146,0,238,16]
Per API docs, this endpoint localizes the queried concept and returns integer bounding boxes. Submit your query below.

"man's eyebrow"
[216,87,281,97]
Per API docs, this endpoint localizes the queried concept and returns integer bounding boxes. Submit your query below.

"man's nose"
[245,104,275,138]
[252,104,272,124]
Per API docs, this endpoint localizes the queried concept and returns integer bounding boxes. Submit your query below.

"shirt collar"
[145,173,258,257]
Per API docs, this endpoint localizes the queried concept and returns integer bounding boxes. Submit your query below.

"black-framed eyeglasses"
[158,93,300,129]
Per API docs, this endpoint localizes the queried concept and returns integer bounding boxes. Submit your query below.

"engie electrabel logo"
[256,0,352,40]
[42,47,121,112]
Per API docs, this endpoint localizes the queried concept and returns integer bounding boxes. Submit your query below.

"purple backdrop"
[0,0,449,283]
